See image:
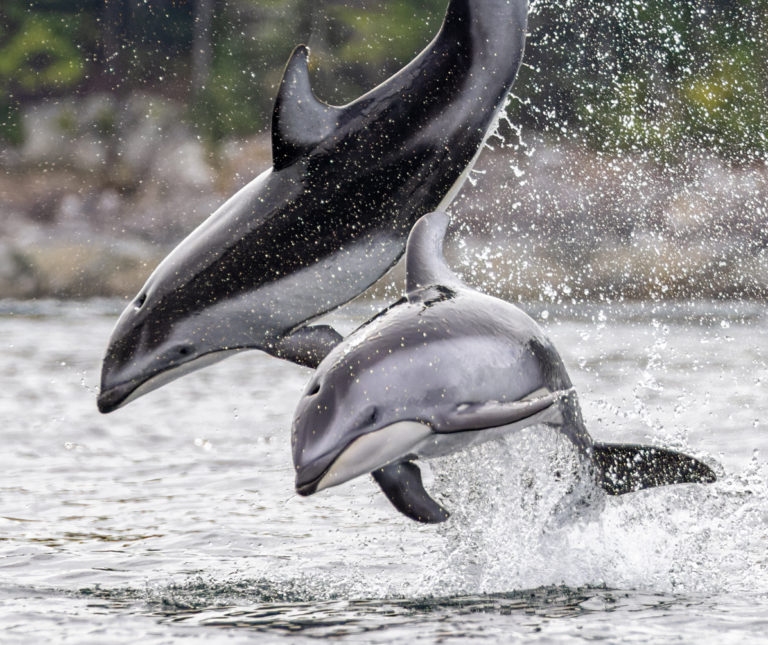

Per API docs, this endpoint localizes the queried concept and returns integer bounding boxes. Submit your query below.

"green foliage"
[0,14,84,92]
[518,0,768,162]
[0,2,87,141]
[189,0,300,141]
[1,0,766,162]
[190,63,268,142]
[0,99,23,146]
[329,1,444,68]
[307,0,445,103]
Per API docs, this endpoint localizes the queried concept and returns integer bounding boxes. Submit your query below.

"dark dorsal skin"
[97,0,529,413]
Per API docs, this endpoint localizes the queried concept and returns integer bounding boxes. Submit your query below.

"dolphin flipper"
[441,391,565,433]
[593,442,716,495]
[273,325,343,369]
[372,461,450,523]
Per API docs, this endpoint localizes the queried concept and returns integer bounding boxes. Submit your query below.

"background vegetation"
[1,1,766,301]
[1,0,766,162]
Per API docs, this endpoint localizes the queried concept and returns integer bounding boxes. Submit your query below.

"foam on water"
[71,429,767,608]
[418,433,766,597]
[2,300,767,642]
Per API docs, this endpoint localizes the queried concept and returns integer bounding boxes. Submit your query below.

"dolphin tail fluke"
[593,442,716,495]
[273,324,343,369]
[372,460,450,523]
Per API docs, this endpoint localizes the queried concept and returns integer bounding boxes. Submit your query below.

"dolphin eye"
[134,293,147,310]
[353,406,379,430]
[173,344,194,357]
[307,382,320,396]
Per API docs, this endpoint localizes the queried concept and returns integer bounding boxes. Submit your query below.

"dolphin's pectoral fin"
[272,45,344,170]
[273,325,343,369]
[441,390,563,432]
[593,442,716,495]
[372,461,450,524]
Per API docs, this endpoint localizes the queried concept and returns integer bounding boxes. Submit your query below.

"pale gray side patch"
[317,421,432,492]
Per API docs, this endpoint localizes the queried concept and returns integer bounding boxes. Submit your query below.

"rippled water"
[1,298,767,643]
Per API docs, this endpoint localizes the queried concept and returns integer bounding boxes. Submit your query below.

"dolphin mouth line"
[295,420,434,497]
[294,446,401,497]
[98,349,243,413]
[295,470,331,497]
[295,391,569,497]
[97,378,146,413]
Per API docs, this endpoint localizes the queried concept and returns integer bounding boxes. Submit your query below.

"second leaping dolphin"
[291,212,716,523]
[98,0,529,413]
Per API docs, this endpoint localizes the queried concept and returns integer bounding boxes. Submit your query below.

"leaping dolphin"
[291,212,716,523]
[98,0,529,413]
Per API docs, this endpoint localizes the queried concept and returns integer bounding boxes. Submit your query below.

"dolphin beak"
[97,349,241,414]
[295,421,433,496]
[294,454,336,497]
[97,381,135,413]
[97,353,154,413]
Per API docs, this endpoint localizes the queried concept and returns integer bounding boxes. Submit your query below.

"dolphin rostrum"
[291,212,716,523]
[98,0,529,413]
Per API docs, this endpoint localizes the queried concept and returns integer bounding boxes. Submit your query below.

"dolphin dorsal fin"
[271,45,342,170]
[405,211,461,295]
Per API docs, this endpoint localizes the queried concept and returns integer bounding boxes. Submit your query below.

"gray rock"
[0,241,37,298]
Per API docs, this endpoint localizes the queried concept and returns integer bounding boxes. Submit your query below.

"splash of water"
[77,431,768,613]
[415,431,768,597]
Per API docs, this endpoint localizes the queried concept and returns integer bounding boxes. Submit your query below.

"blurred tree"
[0,0,765,163]
[192,0,216,91]
[518,0,768,163]
[0,0,92,143]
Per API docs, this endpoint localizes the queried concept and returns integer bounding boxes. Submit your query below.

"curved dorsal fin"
[271,45,343,170]
[405,211,461,295]
[444,0,471,28]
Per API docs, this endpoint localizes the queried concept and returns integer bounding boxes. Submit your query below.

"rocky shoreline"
[1,94,767,302]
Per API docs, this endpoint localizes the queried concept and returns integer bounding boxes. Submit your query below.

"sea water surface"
[1,298,767,643]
